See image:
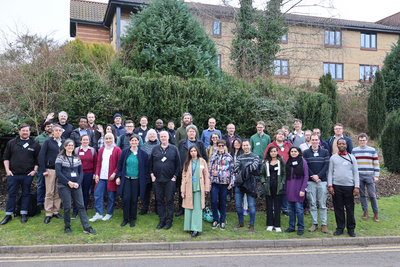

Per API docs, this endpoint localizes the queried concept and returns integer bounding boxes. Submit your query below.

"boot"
[362,211,369,220]
[233,222,244,229]
[374,212,380,222]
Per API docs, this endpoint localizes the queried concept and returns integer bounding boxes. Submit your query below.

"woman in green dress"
[181,145,210,237]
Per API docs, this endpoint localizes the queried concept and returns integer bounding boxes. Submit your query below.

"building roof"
[70,0,107,23]
[376,12,400,27]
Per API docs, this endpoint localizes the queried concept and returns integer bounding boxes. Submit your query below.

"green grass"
[1,195,399,246]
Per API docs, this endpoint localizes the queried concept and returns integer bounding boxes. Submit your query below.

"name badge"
[200,165,205,169]
[281,147,284,152]
[79,152,85,155]
[71,172,77,177]
[274,167,279,171]
[292,161,298,166]
[62,128,65,132]
[74,159,79,163]
[161,157,167,162]
[28,148,35,151]
[364,153,369,156]
[314,153,319,157]
[343,162,349,165]
[256,142,260,146]
[138,133,143,136]
[23,143,29,148]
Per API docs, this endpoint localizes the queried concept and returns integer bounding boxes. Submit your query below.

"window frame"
[281,33,288,43]
[324,29,342,47]
[213,20,221,36]
[360,32,377,49]
[359,65,379,82]
[274,59,289,77]
[323,62,344,81]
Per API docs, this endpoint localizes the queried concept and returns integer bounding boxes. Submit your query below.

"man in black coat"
[70,116,98,151]
[222,123,241,153]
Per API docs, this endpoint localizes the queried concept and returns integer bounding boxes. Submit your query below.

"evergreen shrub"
[367,71,386,139]
[381,108,400,173]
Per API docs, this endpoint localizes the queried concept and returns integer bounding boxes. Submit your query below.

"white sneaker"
[275,227,282,233]
[102,214,112,221]
[266,226,274,231]
[89,213,103,222]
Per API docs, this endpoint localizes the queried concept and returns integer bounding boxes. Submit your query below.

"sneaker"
[282,210,289,217]
[102,214,112,221]
[220,222,225,230]
[308,224,318,232]
[297,230,304,235]
[243,209,248,216]
[83,226,97,235]
[284,228,295,233]
[65,227,72,234]
[71,213,78,220]
[212,221,219,229]
[233,223,244,229]
[266,226,274,231]
[89,213,103,222]
[275,227,282,233]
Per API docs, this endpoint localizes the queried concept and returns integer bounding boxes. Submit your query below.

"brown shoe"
[362,211,369,220]
[374,212,380,222]
[308,224,318,232]
[304,209,309,215]
[233,222,244,229]
[248,225,254,233]
[321,225,328,233]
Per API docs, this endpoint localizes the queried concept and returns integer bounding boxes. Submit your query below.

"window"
[218,54,221,68]
[323,63,343,80]
[213,20,221,36]
[281,33,288,43]
[120,19,130,36]
[109,26,113,42]
[274,59,289,76]
[324,30,341,46]
[360,65,378,82]
[361,33,377,49]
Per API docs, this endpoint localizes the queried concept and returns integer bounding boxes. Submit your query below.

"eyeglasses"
[218,145,225,147]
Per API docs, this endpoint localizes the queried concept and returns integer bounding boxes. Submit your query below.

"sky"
[0,0,399,49]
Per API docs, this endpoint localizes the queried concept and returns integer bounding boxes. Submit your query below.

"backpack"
[74,147,95,157]
[14,191,41,217]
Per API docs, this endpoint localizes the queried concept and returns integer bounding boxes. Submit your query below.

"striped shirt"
[352,145,380,177]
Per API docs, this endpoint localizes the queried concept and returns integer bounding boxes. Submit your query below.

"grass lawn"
[0,195,399,246]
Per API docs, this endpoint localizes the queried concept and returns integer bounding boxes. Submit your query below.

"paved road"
[1,244,400,266]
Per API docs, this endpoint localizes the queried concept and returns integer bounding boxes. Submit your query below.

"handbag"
[203,207,220,223]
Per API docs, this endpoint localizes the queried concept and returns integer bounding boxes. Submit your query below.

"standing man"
[70,116,98,150]
[299,130,312,152]
[35,121,54,210]
[42,111,74,139]
[113,113,126,137]
[327,123,353,156]
[352,133,380,222]
[155,119,165,135]
[250,121,271,200]
[222,123,241,153]
[149,131,181,230]
[39,124,65,224]
[303,133,330,233]
[175,113,199,146]
[177,125,207,216]
[287,119,305,147]
[312,128,329,150]
[208,139,235,230]
[167,120,176,145]
[282,126,291,143]
[328,138,359,237]
[233,140,259,233]
[134,116,152,142]
[117,120,143,149]
[0,123,41,225]
[87,112,101,143]
[201,118,222,148]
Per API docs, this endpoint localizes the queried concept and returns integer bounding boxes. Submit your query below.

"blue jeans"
[36,168,46,205]
[73,173,93,214]
[288,201,304,230]
[6,175,33,215]
[94,179,116,215]
[235,187,255,225]
[211,183,228,223]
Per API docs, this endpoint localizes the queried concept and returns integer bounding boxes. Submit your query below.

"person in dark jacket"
[167,120,176,145]
[87,112,101,143]
[116,135,149,227]
[134,116,152,142]
[38,124,65,224]
[113,113,126,137]
[116,120,143,149]
[41,111,74,139]
[222,123,241,153]
[177,125,207,217]
[312,128,329,151]
[327,123,353,156]
[70,116,98,151]
[149,131,181,230]
[233,140,259,233]
[55,139,96,235]
[260,145,286,233]
[0,123,41,225]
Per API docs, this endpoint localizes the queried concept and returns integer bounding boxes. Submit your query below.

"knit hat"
[114,113,122,119]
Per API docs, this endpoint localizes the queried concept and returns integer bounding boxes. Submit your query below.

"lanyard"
[339,154,353,165]
[191,158,199,182]
[160,145,169,155]
[66,156,74,171]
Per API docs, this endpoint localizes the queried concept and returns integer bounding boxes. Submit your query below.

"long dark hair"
[286,146,304,180]
[106,124,117,142]
[230,138,244,158]
[264,145,283,162]
[57,139,78,158]
[209,133,220,147]
[183,145,203,172]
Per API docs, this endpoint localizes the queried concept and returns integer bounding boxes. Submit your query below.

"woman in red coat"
[89,133,121,222]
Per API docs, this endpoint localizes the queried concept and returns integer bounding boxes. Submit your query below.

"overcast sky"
[0,0,399,49]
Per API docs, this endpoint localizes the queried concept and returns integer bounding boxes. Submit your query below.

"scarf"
[104,133,116,150]
[286,157,304,180]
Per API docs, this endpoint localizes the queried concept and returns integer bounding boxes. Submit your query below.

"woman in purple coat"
[284,147,309,236]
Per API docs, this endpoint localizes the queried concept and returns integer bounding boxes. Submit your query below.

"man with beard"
[42,111,74,139]
[299,130,312,152]
[175,113,199,146]
[222,123,241,153]
[87,112,101,143]
[70,116,98,150]
[134,116,152,142]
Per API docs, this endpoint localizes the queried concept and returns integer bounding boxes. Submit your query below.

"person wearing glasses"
[116,120,143,150]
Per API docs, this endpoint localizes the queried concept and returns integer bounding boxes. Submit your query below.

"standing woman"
[260,146,286,232]
[90,133,121,222]
[181,145,210,237]
[55,139,96,234]
[98,124,117,149]
[116,135,149,227]
[230,138,246,213]
[206,133,226,163]
[72,134,98,219]
[284,147,309,235]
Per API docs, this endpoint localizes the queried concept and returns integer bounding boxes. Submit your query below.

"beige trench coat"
[181,158,210,210]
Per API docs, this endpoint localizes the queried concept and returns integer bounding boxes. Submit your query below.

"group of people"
[1,111,380,238]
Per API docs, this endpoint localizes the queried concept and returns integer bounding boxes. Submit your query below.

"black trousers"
[265,180,282,227]
[177,177,183,212]
[154,180,175,223]
[332,184,356,231]
[122,178,139,220]
[142,181,157,213]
